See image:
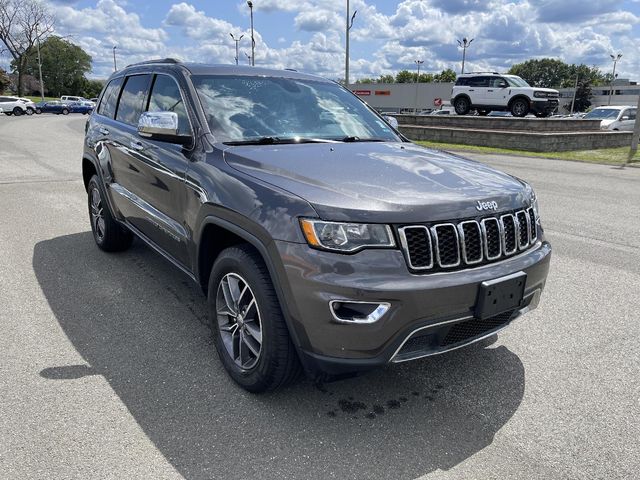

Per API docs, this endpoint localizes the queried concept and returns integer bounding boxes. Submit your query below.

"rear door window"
[97,77,123,119]
[115,74,152,126]
[469,77,489,88]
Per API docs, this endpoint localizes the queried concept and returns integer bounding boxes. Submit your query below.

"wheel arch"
[197,215,310,361]
[82,157,97,192]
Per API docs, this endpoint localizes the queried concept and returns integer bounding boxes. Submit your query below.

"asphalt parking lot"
[1,114,639,480]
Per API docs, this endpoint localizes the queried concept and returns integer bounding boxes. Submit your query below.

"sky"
[3,0,639,81]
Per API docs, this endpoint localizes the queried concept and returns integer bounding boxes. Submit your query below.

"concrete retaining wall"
[395,115,602,132]
[399,125,633,152]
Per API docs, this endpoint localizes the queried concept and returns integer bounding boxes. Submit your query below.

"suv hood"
[223,142,532,223]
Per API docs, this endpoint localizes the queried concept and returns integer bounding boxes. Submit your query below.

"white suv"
[451,73,559,117]
[0,96,29,116]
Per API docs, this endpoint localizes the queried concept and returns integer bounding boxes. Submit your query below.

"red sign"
[375,90,391,96]
[353,90,371,96]
[434,97,443,107]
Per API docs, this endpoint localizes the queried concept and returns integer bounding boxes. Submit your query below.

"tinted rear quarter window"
[455,78,469,86]
[116,74,152,126]
[97,77,123,119]
[470,77,490,87]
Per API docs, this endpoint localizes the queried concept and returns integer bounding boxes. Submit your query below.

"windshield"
[505,76,530,88]
[584,108,621,120]
[192,75,400,144]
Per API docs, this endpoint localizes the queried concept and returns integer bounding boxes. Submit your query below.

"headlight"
[300,219,395,253]
[533,91,547,98]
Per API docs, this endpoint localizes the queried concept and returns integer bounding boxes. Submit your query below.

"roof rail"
[463,71,501,75]
[125,58,182,68]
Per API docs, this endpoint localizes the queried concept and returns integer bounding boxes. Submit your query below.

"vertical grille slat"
[432,224,460,268]
[500,214,518,255]
[516,210,530,249]
[399,226,433,269]
[459,221,483,264]
[399,208,538,273]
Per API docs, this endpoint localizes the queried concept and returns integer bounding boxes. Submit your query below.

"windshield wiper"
[224,136,335,146]
[339,136,388,143]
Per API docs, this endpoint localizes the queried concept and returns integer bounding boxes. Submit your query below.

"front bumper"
[531,99,559,114]
[275,238,551,376]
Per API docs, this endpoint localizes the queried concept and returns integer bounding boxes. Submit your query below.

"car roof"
[592,105,633,109]
[114,60,332,84]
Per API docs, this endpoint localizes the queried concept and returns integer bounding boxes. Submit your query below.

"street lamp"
[112,46,117,72]
[414,60,424,114]
[244,52,252,65]
[247,1,255,66]
[457,37,474,74]
[608,53,622,106]
[35,23,45,101]
[230,33,244,65]
[345,0,357,86]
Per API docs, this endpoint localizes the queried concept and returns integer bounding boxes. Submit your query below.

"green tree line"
[356,68,457,84]
[10,35,103,98]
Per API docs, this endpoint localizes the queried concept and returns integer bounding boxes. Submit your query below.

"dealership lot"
[1,114,639,479]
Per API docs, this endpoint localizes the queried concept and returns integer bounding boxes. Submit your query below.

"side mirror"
[621,115,630,121]
[499,83,508,88]
[384,115,399,129]
[138,111,191,145]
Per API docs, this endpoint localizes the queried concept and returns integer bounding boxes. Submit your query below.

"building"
[348,82,454,114]
[558,79,640,113]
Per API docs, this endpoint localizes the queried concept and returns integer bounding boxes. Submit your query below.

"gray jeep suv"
[82,59,551,392]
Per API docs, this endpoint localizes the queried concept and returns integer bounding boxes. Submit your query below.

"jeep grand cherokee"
[82,59,551,392]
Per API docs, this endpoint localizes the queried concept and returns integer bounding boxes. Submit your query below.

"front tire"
[26,108,34,115]
[62,108,69,115]
[510,98,529,117]
[87,175,133,252]
[454,96,471,115]
[12,107,23,116]
[209,245,301,393]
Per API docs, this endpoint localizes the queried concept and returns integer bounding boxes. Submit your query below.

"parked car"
[0,96,29,116]
[583,106,637,131]
[452,73,559,117]
[17,97,38,115]
[68,101,94,115]
[429,107,455,115]
[60,95,87,103]
[36,100,71,115]
[83,59,551,392]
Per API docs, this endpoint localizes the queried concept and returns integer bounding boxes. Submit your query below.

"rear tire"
[26,108,34,116]
[62,108,69,115]
[35,108,42,114]
[87,175,133,252]
[454,96,471,115]
[510,98,529,117]
[209,245,301,393]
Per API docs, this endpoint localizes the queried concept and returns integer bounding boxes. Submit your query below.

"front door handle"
[99,127,110,136]
[487,89,494,92]
[130,140,145,152]
[468,89,475,92]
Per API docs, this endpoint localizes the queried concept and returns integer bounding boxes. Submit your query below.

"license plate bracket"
[475,272,527,320]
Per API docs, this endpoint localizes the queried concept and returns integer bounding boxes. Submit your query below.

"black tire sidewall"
[455,97,470,115]
[208,248,287,392]
[511,99,529,117]
[87,175,132,252]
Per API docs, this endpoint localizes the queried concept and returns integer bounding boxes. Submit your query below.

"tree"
[16,35,91,97]
[566,80,592,112]
[395,70,415,83]
[508,58,607,88]
[433,68,456,83]
[0,67,9,93]
[0,0,54,96]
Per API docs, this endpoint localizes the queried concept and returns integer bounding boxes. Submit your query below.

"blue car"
[36,101,71,115]
[68,101,94,115]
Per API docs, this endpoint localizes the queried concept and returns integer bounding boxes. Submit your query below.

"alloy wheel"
[90,186,106,241]
[216,273,263,370]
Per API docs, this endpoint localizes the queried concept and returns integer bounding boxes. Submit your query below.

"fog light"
[329,301,390,324]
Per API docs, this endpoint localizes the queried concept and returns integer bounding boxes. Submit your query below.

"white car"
[451,73,559,117]
[61,95,86,103]
[0,96,29,116]
[17,97,38,115]
[583,106,637,131]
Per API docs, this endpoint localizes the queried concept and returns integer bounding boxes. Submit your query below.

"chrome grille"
[399,209,538,273]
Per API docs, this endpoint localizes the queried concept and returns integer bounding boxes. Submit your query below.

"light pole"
[457,37,474,74]
[345,0,357,86]
[244,52,252,65]
[230,33,244,65]
[608,53,622,105]
[570,73,579,114]
[112,46,117,72]
[414,60,424,114]
[247,1,255,66]
[35,23,45,101]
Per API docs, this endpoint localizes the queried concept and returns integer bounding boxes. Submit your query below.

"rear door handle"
[487,89,494,92]
[99,127,110,136]
[130,140,145,152]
